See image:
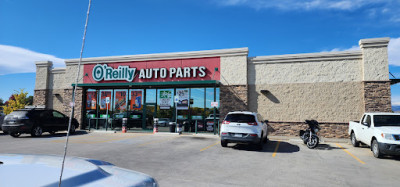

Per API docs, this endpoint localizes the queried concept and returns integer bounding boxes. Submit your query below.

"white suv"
[220,111,268,150]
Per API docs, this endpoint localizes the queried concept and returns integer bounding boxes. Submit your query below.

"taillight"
[250,134,257,137]
[222,120,230,125]
[247,122,257,126]
[221,132,228,135]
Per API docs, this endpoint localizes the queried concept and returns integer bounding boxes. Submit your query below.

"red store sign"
[83,57,220,84]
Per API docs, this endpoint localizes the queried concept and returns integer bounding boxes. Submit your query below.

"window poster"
[86,91,97,110]
[100,91,112,109]
[115,91,127,111]
[177,89,189,110]
[130,90,143,110]
[159,90,172,109]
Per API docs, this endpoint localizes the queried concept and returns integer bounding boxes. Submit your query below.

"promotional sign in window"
[115,91,127,111]
[130,90,143,110]
[86,91,97,110]
[100,91,112,109]
[176,89,189,110]
[159,90,172,110]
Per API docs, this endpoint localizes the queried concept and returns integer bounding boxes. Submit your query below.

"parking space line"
[138,136,180,147]
[272,141,281,157]
[336,143,365,164]
[200,141,219,152]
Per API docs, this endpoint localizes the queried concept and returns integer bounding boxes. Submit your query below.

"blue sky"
[0,0,400,104]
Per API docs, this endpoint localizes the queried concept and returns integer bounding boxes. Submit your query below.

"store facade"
[34,37,392,137]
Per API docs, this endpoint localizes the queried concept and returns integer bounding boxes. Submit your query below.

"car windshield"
[373,115,400,127]
[225,114,255,123]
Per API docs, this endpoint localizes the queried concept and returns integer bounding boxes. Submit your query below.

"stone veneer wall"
[219,85,248,122]
[268,122,349,138]
[33,89,48,106]
[363,81,391,112]
[61,88,83,127]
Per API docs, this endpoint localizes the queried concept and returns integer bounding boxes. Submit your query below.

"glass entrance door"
[144,104,156,130]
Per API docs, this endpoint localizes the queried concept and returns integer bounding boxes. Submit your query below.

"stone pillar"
[220,54,249,121]
[359,38,391,112]
[33,61,52,107]
[62,88,83,128]
[220,85,248,122]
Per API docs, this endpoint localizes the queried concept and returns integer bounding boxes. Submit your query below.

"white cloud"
[389,37,400,66]
[323,37,400,66]
[0,45,64,75]
[215,0,400,22]
[326,45,359,52]
[391,95,400,106]
[217,0,385,11]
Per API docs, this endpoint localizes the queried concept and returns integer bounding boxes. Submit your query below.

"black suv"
[2,108,79,137]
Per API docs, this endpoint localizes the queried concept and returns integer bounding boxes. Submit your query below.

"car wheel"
[69,124,76,134]
[31,126,43,137]
[351,132,360,147]
[256,137,264,150]
[372,139,383,158]
[221,140,228,147]
[10,132,21,137]
[263,135,268,143]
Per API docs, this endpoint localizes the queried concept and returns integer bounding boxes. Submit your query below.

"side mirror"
[362,122,370,127]
[264,120,269,123]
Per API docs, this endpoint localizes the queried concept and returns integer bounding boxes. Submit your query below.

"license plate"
[234,133,242,137]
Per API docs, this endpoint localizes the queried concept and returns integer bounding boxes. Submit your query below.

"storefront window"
[82,86,219,133]
[191,88,205,132]
[130,89,143,111]
[146,89,157,104]
[176,88,189,130]
[156,89,174,131]
[205,88,220,133]
[85,89,98,130]
[114,90,128,113]
[99,89,113,129]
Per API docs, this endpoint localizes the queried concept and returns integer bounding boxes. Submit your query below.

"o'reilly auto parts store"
[34,37,392,138]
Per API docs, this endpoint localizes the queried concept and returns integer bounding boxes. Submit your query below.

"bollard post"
[122,118,127,133]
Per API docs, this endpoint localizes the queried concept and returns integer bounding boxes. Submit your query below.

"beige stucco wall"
[35,61,52,90]
[220,55,247,85]
[248,58,362,85]
[360,38,390,81]
[248,82,364,123]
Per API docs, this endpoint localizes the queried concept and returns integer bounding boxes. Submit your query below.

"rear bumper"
[1,124,31,134]
[378,142,400,156]
[221,133,260,144]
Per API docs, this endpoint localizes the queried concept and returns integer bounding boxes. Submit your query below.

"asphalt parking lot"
[1,131,400,187]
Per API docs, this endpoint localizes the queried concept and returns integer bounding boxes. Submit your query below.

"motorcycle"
[299,120,320,149]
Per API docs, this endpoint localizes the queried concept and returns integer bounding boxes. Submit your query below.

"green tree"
[0,98,4,106]
[1,89,29,115]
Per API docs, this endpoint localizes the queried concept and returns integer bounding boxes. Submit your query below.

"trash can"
[169,122,176,133]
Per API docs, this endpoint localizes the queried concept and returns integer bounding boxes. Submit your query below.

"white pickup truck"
[349,113,400,158]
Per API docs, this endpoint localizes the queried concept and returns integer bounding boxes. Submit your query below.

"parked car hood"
[375,126,400,134]
[0,154,158,187]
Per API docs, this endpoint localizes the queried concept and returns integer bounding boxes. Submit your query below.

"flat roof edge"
[65,48,248,65]
[249,50,362,64]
